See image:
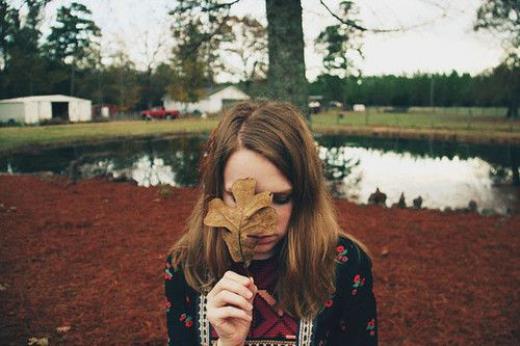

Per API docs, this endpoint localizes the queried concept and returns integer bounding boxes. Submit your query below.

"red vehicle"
[141,106,180,120]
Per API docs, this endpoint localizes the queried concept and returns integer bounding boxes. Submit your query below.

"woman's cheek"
[275,204,293,234]
[223,194,235,207]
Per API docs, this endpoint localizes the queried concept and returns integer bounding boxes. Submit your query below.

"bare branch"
[319,0,449,33]
[416,0,449,12]
[201,0,241,12]
[181,16,230,59]
[170,1,240,60]
[176,0,241,13]
[319,0,369,32]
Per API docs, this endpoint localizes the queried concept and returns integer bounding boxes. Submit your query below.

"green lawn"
[0,118,219,153]
[311,108,520,133]
[1,108,519,154]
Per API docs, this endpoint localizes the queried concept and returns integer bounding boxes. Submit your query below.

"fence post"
[466,108,473,130]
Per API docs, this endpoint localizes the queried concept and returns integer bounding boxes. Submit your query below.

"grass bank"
[313,107,517,132]
[311,109,520,144]
[0,118,218,154]
[1,109,520,154]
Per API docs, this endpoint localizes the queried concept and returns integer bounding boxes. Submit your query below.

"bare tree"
[222,16,268,82]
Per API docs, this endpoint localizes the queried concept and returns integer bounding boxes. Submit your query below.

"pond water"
[2,134,519,214]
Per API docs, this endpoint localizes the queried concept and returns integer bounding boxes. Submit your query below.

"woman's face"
[223,148,293,260]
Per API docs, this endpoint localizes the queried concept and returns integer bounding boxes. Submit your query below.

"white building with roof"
[163,85,250,114]
[0,94,92,124]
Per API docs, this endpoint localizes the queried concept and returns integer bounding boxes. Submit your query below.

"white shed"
[0,95,92,124]
[163,85,250,114]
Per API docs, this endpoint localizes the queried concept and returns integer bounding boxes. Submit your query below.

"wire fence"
[108,112,142,121]
[313,106,519,133]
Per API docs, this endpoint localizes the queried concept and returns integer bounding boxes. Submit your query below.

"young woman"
[164,101,378,345]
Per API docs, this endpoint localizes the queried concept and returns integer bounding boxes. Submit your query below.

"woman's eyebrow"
[272,189,293,194]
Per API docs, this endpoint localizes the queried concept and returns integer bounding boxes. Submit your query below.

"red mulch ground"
[0,175,519,345]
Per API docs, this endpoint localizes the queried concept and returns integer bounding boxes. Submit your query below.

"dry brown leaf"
[56,325,71,334]
[27,337,48,346]
[203,178,278,266]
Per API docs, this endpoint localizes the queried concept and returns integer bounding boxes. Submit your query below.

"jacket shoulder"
[336,235,373,276]
[336,235,372,265]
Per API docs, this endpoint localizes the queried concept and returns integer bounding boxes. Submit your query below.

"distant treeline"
[0,53,179,113]
[0,65,513,112]
[309,71,512,108]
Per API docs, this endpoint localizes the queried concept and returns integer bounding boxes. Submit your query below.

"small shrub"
[158,184,173,198]
[0,119,22,127]
[39,118,70,126]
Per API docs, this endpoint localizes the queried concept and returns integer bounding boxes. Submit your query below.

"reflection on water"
[317,135,519,214]
[319,146,516,214]
[128,156,176,187]
[1,134,519,214]
[0,135,206,187]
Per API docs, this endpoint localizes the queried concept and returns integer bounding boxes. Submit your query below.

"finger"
[213,290,254,311]
[245,278,258,297]
[222,271,257,299]
[223,270,251,286]
[213,306,252,323]
[212,277,254,300]
[239,277,257,303]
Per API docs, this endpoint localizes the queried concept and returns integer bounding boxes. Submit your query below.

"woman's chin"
[252,245,272,260]
[252,239,280,259]
[252,251,273,260]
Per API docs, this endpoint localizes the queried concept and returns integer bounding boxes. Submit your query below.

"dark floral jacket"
[164,236,378,346]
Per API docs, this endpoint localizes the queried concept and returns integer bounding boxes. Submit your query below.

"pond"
[2,134,519,214]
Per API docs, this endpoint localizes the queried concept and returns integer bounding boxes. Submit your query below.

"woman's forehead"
[223,149,292,193]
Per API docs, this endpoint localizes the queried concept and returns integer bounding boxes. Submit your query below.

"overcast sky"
[35,0,505,82]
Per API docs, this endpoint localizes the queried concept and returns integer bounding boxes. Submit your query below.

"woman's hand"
[207,271,257,346]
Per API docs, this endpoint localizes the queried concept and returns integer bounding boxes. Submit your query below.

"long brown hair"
[170,101,362,318]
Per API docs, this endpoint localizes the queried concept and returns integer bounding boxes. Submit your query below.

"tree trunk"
[265,0,308,118]
[506,100,518,118]
[70,64,75,96]
[510,145,520,186]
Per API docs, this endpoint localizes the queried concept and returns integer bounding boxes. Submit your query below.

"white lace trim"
[198,294,210,346]
[298,318,314,346]
[198,294,314,346]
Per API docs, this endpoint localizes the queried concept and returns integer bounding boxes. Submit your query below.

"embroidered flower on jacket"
[324,299,334,308]
[164,268,173,280]
[366,318,376,336]
[335,245,349,263]
[165,298,172,312]
[179,313,193,328]
[351,273,366,295]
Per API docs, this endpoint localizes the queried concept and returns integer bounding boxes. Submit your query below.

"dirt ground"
[0,175,519,345]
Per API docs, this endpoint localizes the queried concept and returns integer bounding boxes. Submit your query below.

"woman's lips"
[253,235,277,245]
